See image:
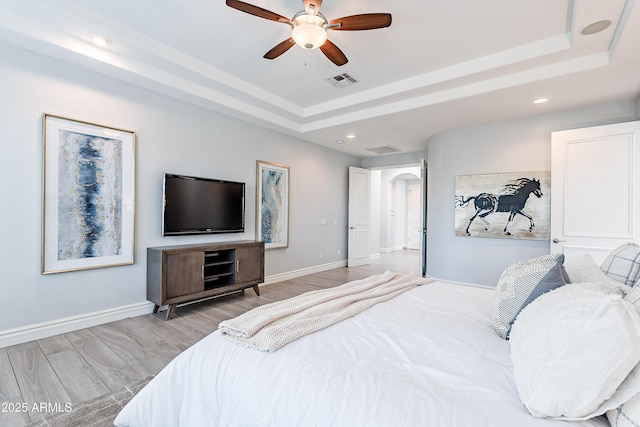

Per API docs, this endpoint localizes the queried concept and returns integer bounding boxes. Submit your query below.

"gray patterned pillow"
[608,393,640,427]
[607,361,640,427]
[492,254,568,339]
[625,284,640,312]
[601,243,640,286]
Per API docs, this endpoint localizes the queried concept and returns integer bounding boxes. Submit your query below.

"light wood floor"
[0,250,419,426]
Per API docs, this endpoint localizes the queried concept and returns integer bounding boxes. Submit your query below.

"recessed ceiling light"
[533,98,549,104]
[581,20,612,35]
[90,35,111,47]
[346,134,356,139]
[336,139,344,144]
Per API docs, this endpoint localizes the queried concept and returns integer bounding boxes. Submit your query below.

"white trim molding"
[379,246,403,253]
[0,261,349,348]
[0,301,155,349]
[263,260,347,285]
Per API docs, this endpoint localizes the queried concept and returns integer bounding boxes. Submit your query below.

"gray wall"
[426,100,639,286]
[0,41,359,332]
[1,37,638,335]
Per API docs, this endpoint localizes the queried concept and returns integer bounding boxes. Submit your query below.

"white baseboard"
[0,301,155,349]
[264,260,347,285]
[379,246,403,253]
[1,261,348,349]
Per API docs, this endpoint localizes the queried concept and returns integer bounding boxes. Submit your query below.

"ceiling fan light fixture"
[292,13,327,49]
[225,0,391,65]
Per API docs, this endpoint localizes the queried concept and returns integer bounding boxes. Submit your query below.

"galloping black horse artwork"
[455,178,543,236]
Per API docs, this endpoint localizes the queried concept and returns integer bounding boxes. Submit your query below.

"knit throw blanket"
[219,271,434,352]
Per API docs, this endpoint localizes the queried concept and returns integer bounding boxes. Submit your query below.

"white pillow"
[565,254,632,296]
[510,285,640,419]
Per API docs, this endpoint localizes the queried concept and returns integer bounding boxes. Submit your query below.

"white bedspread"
[219,271,434,351]
[114,280,609,427]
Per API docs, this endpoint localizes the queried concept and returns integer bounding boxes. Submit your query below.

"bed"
[114,262,640,427]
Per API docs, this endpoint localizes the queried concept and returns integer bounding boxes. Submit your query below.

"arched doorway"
[370,165,423,274]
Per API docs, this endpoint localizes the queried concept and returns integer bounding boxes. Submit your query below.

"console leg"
[253,285,260,296]
[165,304,177,320]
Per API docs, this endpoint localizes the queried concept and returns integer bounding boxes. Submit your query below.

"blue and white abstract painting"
[57,130,123,260]
[258,162,289,249]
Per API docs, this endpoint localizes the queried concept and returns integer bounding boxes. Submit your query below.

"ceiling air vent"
[366,145,402,155]
[326,73,358,88]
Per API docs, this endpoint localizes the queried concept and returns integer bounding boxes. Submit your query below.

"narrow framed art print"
[42,114,136,274]
[256,160,289,250]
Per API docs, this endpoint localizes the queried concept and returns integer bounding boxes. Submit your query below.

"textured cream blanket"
[219,271,434,351]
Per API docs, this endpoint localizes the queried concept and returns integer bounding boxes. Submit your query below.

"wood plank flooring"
[0,250,419,426]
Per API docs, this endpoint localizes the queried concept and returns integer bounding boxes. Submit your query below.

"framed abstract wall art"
[454,170,550,240]
[256,160,289,250]
[42,114,136,274]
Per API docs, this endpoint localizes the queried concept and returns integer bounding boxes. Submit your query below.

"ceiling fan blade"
[264,38,296,60]
[303,0,323,14]
[329,13,392,31]
[320,40,348,66]
[226,0,290,24]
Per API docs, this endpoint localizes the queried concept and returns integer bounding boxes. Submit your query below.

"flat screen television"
[162,173,245,236]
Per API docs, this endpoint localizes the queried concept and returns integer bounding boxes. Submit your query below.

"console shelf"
[147,240,264,319]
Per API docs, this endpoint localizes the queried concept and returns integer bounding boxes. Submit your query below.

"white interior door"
[407,183,421,250]
[551,120,640,263]
[348,166,371,267]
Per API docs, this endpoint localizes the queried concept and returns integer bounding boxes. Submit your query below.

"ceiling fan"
[225,0,392,66]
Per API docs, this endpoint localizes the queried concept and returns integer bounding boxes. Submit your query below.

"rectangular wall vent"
[366,145,402,155]
[326,73,358,88]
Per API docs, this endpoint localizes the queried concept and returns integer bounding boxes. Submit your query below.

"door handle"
[552,238,566,244]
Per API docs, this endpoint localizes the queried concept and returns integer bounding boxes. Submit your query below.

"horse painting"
[455,177,544,237]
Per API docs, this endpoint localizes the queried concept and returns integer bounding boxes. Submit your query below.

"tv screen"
[162,173,245,236]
